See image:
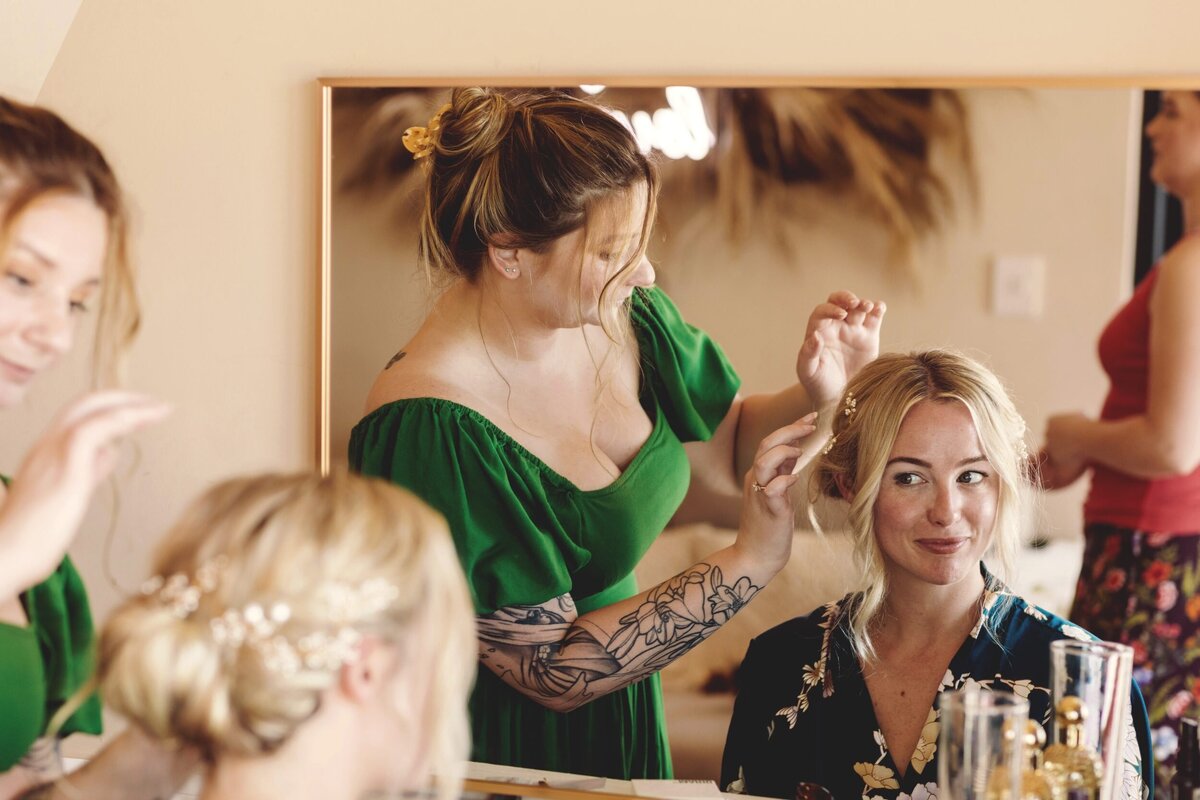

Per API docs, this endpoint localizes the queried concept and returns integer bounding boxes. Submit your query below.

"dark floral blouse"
[720,574,1153,800]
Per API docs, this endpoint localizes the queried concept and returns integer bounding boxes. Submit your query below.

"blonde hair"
[96,471,475,798]
[415,87,658,341]
[811,350,1034,662]
[0,96,139,386]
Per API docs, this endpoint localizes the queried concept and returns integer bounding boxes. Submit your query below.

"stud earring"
[504,267,516,274]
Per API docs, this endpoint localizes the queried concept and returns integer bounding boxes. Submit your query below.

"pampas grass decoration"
[336,87,974,273]
[719,88,974,267]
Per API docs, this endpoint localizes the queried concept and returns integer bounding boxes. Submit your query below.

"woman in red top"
[1040,90,1200,789]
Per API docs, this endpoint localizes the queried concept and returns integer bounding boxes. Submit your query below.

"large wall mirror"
[318,78,1142,520]
[318,78,1149,780]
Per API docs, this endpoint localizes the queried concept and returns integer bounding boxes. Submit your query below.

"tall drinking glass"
[1048,639,1134,800]
[938,688,1029,799]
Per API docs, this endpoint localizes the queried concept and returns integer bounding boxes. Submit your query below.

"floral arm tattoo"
[477,563,760,711]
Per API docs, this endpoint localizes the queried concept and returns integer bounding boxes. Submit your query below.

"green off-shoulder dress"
[350,286,741,779]
[0,555,103,771]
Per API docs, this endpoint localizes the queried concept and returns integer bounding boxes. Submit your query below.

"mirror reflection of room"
[324,82,1147,782]
[325,84,1161,799]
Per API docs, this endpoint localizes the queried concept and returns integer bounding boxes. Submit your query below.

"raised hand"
[796,291,886,408]
[1,391,171,598]
[735,413,818,572]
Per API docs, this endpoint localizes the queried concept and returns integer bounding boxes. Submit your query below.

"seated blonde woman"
[720,351,1153,800]
[88,471,475,800]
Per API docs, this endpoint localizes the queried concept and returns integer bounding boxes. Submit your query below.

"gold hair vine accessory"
[1016,439,1031,462]
[842,392,858,417]
[402,102,452,161]
[822,435,838,456]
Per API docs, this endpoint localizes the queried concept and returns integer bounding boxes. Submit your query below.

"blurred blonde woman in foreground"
[93,471,476,800]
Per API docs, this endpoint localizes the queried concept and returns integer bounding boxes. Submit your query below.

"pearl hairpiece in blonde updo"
[140,559,400,676]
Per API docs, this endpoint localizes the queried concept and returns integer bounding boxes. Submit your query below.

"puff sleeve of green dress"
[349,286,741,779]
[0,555,102,771]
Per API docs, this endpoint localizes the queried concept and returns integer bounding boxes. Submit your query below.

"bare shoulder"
[362,338,473,416]
[1151,236,1200,318]
[360,331,492,419]
[362,347,421,416]
[1158,234,1200,283]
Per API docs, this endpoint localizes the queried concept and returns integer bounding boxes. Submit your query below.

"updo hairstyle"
[96,471,475,785]
[416,87,658,334]
[811,350,1034,660]
[0,96,138,385]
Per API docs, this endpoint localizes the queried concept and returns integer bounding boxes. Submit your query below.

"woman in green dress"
[350,87,887,780]
[0,97,187,799]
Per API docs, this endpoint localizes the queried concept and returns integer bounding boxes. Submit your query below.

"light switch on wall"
[991,255,1045,317]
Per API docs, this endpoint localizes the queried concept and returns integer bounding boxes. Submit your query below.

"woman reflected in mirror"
[1039,89,1200,790]
[350,87,886,779]
[0,97,185,800]
[721,351,1152,800]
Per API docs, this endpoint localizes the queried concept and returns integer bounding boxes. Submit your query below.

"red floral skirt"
[1070,522,1200,797]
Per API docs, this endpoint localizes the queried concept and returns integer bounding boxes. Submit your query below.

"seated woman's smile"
[721,350,1154,800]
[874,400,997,590]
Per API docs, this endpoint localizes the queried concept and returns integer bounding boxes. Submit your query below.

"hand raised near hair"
[0,391,171,600]
[733,413,818,574]
[796,291,886,408]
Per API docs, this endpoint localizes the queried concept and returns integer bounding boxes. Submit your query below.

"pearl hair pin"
[141,559,400,676]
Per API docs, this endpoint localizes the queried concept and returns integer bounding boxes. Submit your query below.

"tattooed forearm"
[477,563,761,711]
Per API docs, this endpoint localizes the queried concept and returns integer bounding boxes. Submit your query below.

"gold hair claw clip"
[402,102,452,161]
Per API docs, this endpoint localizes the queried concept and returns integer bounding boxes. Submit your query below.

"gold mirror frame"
[315,74,1199,473]
[463,778,639,800]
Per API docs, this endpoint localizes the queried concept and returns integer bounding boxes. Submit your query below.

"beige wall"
[7,0,1196,748]
[0,0,82,100]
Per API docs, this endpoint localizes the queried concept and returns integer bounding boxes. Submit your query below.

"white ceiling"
[0,0,83,102]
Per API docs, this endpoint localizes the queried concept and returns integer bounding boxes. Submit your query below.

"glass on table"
[938,687,1030,800]
[1047,639,1134,800]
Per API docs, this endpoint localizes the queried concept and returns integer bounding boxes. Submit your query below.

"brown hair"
[0,96,138,385]
[416,87,658,335]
